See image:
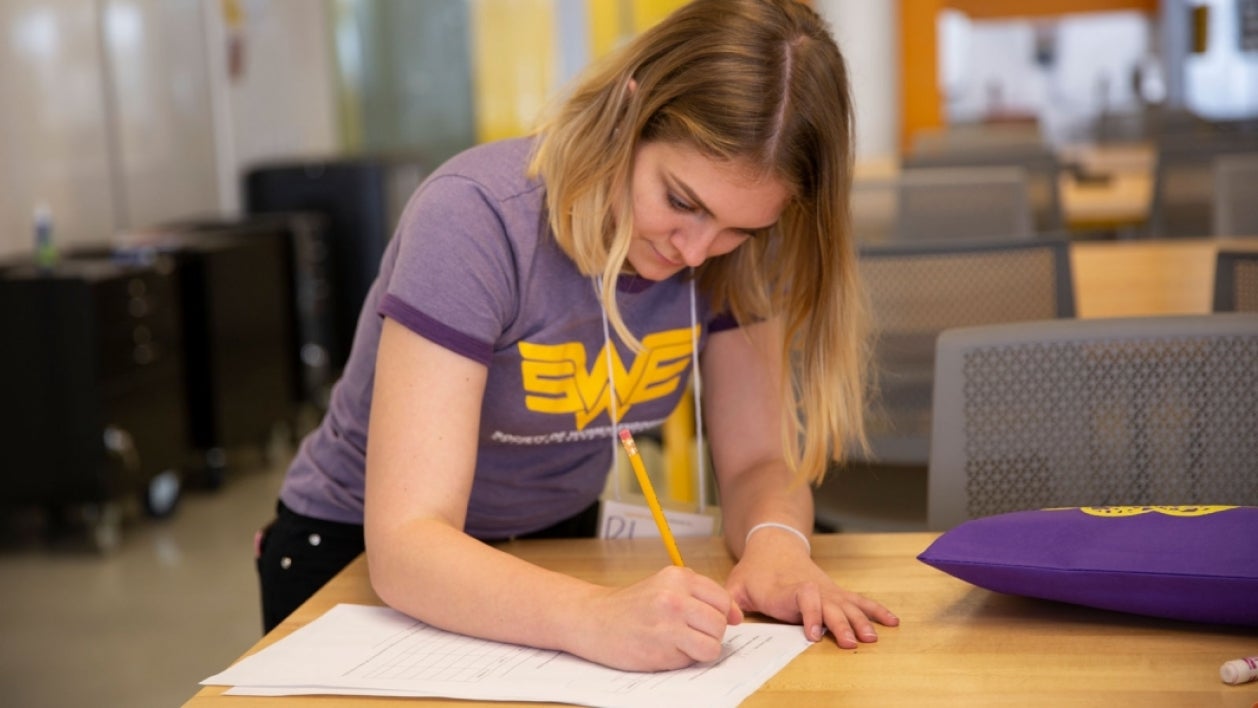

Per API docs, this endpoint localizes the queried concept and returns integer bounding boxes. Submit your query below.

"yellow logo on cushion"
[519,326,695,430]
[1076,506,1238,517]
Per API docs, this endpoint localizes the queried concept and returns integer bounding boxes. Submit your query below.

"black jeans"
[255,499,600,634]
[255,501,365,633]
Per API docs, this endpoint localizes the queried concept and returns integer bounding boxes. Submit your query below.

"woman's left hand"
[724,530,899,648]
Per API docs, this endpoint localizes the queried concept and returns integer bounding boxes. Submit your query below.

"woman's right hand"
[568,566,744,671]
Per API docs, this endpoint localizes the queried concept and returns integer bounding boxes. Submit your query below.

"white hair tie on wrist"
[745,522,811,556]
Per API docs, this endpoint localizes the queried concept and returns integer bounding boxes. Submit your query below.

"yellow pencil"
[618,428,685,567]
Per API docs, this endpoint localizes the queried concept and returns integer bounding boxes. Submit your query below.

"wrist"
[744,522,811,556]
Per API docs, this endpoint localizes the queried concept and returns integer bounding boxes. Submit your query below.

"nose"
[671,225,720,268]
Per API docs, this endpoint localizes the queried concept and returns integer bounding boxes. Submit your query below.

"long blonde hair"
[529,0,868,483]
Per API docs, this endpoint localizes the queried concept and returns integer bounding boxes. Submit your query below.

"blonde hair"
[529,0,868,483]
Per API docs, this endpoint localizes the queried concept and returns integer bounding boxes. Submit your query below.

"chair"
[928,314,1258,531]
[893,166,1035,242]
[815,240,1076,532]
[1213,250,1258,312]
[1148,135,1258,238]
[904,132,1063,235]
[1213,153,1258,236]
[858,239,1075,466]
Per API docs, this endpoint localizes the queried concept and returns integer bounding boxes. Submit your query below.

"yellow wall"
[470,0,556,143]
[472,0,687,143]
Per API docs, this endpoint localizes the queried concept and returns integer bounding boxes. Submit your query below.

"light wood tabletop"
[185,533,1257,707]
[1071,236,1258,319]
[1058,142,1156,231]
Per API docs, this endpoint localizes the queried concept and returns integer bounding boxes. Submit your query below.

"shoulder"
[420,137,540,205]
[396,138,547,258]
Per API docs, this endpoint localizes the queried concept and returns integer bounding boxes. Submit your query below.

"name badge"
[598,497,718,539]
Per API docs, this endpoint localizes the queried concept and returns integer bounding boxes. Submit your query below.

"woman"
[258,0,898,671]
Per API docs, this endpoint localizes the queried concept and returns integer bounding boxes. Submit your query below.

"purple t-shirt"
[279,138,732,539]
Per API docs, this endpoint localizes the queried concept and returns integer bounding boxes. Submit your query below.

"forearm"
[366,518,602,656]
[718,460,814,559]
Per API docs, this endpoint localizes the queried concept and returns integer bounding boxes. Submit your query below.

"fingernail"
[810,625,823,641]
[860,630,878,641]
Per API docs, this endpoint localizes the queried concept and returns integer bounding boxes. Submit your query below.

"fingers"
[675,623,725,664]
[818,594,897,649]
[821,602,859,648]
[681,587,731,642]
[652,567,738,664]
[865,598,901,627]
[672,566,742,629]
[794,582,825,642]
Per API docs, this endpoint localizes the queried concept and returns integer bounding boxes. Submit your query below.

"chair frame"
[928,313,1258,530]
[893,166,1036,242]
[1213,152,1258,236]
[858,238,1076,466]
[1213,249,1258,312]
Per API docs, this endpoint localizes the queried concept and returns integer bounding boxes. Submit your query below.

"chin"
[626,247,683,282]
[625,261,681,282]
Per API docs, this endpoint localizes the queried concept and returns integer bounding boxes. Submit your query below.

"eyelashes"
[666,192,695,213]
[665,190,763,239]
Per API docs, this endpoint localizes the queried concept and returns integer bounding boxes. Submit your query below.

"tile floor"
[0,451,289,708]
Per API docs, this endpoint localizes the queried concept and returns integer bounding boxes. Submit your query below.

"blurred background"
[0,1,1255,706]
[2,0,1256,262]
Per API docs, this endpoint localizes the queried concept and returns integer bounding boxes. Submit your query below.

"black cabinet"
[159,213,336,412]
[98,222,299,484]
[0,258,188,549]
[245,156,427,372]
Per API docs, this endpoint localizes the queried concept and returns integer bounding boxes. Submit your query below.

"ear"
[627,77,638,95]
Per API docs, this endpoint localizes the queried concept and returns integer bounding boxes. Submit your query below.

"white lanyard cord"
[687,270,707,513]
[595,274,705,510]
[598,278,623,502]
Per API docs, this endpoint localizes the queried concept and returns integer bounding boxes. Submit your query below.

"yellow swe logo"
[519,326,696,430]
[1073,506,1238,517]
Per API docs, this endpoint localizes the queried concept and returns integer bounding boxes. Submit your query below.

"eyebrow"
[667,171,780,233]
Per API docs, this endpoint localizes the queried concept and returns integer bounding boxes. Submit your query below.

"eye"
[666,192,695,213]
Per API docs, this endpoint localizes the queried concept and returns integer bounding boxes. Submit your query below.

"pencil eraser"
[618,429,632,443]
[1220,657,1258,685]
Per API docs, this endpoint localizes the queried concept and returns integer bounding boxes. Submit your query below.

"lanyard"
[596,271,707,512]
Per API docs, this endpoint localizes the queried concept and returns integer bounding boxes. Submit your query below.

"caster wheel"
[83,502,123,554]
[144,469,182,518]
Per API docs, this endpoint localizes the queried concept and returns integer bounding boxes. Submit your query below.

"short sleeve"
[379,175,523,365]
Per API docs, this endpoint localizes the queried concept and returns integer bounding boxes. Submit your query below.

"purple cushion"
[917,506,1258,627]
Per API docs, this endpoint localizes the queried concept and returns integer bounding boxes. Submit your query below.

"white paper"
[204,604,811,708]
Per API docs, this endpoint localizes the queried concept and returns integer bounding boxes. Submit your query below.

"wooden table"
[1058,143,1155,232]
[1071,236,1258,318]
[185,534,1257,707]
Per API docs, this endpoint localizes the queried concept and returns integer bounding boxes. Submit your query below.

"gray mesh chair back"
[1214,250,1258,312]
[1213,153,1258,236]
[928,314,1258,530]
[904,136,1062,234]
[1149,136,1258,237]
[859,240,1075,466]
[894,167,1035,242]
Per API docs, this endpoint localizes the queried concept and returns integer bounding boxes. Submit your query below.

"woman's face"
[625,140,791,281]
